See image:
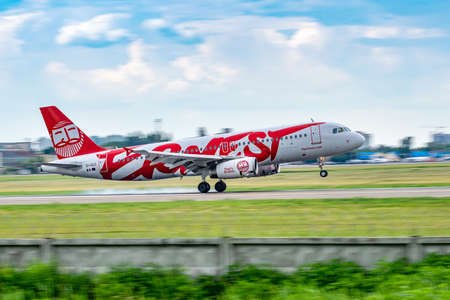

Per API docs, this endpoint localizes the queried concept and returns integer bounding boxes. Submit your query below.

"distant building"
[0,142,32,152]
[35,137,52,151]
[356,131,372,149]
[356,152,400,162]
[432,132,450,145]
[0,142,34,168]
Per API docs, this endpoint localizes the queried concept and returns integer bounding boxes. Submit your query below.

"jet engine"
[211,157,258,179]
[254,163,280,177]
[210,158,281,179]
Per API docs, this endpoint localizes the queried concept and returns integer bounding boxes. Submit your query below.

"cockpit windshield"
[332,127,350,134]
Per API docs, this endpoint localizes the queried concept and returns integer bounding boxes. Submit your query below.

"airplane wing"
[131,149,242,174]
[41,162,82,169]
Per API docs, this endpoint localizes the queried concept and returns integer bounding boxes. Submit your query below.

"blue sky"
[0,0,449,146]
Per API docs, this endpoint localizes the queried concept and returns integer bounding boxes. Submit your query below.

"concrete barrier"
[0,237,449,275]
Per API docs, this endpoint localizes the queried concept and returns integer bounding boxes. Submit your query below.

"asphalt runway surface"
[0,187,448,205]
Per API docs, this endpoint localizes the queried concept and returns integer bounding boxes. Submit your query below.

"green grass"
[0,255,449,299]
[0,197,448,238]
[0,163,449,195]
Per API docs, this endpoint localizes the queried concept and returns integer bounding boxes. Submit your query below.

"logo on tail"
[51,121,85,157]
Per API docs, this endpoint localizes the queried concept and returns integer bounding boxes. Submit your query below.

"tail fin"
[40,106,105,159]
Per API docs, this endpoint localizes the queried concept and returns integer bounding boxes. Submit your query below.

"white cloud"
[263,21,325,49]
[46,40,156,95]
[370,47,400,67]
[346,25,445,39]
[171,43,238,84]
[0,12,40,55]
[142,18,167,30]
[166,79,189,91]
[56,13,131,45]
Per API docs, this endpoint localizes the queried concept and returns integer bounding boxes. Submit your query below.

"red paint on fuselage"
[97,123,323,180]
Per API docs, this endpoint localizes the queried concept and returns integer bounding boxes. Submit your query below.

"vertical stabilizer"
[40,106,105,159]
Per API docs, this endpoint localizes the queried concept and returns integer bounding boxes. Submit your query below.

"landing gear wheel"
[318,156,328,178]
[215,180,227,193]
[198,181,211,193]
[320,170,328,178]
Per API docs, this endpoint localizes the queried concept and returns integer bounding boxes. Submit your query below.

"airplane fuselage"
[42,122,365,181]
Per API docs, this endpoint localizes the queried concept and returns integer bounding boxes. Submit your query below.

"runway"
[0,187,449,205]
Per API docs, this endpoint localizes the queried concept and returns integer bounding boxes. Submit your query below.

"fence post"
[406,236,423,263]
[40,238,53,263]
[219,237,233,275]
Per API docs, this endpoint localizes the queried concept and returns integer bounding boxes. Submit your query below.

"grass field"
[0,197,448,238]
[0,163,449,195]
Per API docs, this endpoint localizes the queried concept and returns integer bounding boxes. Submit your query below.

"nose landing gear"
[318,156,328,178]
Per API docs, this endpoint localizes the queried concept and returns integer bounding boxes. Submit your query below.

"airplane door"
[99,153,108,175]
[310,125,322,144]
[221,141,229,154]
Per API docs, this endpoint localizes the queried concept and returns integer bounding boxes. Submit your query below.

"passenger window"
[338,127,344,133]
[333,128,337,134]
[304,134,307,137]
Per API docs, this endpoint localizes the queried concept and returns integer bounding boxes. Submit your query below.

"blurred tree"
[43,147,55,154]
[21,156,45,173]
[399,136,414,157]
[198,127,207,137]
[220,128,233,134]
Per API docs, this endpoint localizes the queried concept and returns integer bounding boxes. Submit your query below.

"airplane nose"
[354,132,365,148]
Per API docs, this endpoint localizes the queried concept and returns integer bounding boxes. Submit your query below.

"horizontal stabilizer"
[41,162,82,169]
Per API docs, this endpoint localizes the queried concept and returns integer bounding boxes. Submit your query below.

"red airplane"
[40,106,364,193]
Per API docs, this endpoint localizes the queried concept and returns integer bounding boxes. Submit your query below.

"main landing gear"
[215,180,226,193]
[198,181,210,193]
[197,180,227,193]
[318,156,328,178]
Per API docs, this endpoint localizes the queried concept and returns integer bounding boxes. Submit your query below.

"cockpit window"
[333,127,351,134]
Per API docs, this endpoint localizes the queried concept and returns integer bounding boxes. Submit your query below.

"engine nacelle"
[211,157,258,179]
[253,163,280,177]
